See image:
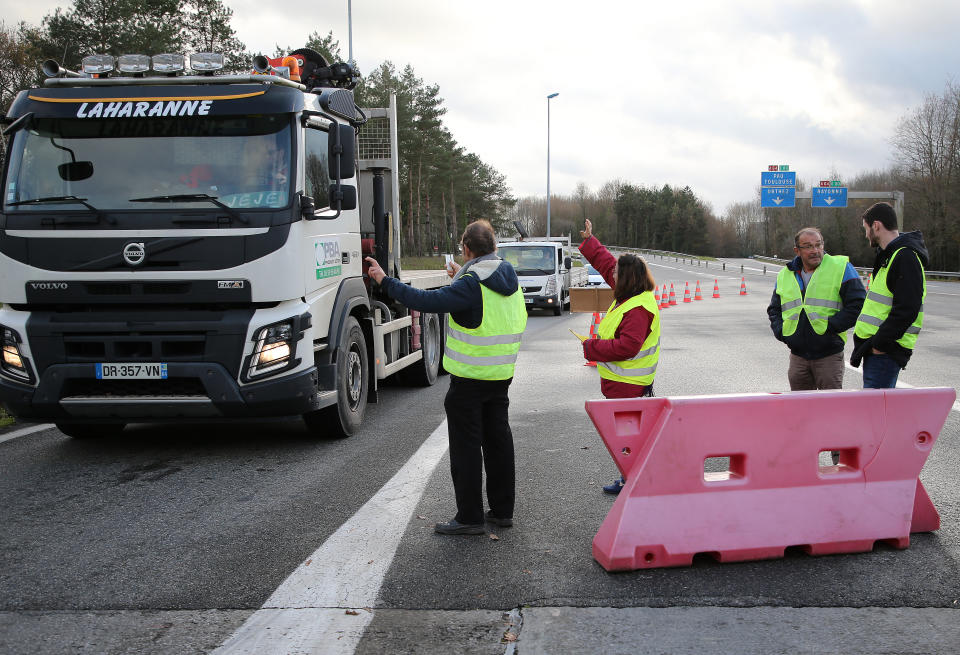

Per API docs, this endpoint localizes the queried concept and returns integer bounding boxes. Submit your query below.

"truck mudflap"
[0,362,319,421]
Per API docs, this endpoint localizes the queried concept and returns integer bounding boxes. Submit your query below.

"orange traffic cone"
[683,282,692,303]
[584,312,601,367]
[712,279,720,298]
[654,286,661,306]
[588,312,600,338]
[668,283,678,306]
[739,277,748,295]
[694,280,703,300]
[866,272,872,291]
[660,284,669,309]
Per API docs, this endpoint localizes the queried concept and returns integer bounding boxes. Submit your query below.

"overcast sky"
[8,0,960,215]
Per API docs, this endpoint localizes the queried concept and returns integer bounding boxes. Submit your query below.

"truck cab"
[0,49,448,438]
[497,237,587,315]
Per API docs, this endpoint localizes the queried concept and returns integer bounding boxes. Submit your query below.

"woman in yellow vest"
[578,219,660,494]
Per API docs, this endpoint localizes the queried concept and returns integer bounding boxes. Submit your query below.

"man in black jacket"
[365,220,526,535]
[851,202,929,388]
[767,228,866,390]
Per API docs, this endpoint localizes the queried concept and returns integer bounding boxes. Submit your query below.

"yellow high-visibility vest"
[596,291,660,386]
[775,254,849,342]
[443,271,527,380]
[854,248,925,350]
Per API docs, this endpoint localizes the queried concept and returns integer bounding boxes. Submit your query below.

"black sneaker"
[485,510,513,528]
[602,476,625,495]
[434,519,485,535]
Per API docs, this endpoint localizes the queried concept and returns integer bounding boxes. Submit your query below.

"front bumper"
[524,295,560,309]
[0,362,319,421]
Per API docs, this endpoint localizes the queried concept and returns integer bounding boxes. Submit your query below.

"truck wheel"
[56,422,126,439]
[304,316,368,438]
[437,313,449,376]
[397,312,441,386]
[553,292,562,316]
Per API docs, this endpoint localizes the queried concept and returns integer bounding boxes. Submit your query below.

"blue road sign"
[761,186,795,208]
[811,186,848,208]
[761,171,797,187]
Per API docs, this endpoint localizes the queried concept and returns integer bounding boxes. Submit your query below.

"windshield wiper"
[128,193,247,224]
[522,268,555,275]
[7,195,110,225]
[8,195,98,211]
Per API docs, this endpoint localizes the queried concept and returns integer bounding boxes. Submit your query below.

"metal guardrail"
[752,255,960,281]
[593,247,960,281]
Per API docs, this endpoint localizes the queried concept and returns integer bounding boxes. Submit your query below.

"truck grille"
[63,334,206,360]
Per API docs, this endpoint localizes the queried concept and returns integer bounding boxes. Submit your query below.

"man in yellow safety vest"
[366,220,526,535]
[767,227,865,390]
[851,202,929,388]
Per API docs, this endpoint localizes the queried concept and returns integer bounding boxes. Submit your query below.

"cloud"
[8,0,959,215]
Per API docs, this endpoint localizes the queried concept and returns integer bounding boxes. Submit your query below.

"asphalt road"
[1,257,958,654]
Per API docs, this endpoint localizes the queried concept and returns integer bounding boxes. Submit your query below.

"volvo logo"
[122,242,146,267]
[30,282,68,290]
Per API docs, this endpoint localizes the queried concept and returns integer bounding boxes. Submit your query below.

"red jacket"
[578,236,653,399]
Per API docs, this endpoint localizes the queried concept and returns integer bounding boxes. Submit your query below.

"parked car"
[586,265,609,288]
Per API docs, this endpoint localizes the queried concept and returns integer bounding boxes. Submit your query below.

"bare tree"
[723,200,763,256]
[573,181,591,222]
[892,81,960,270]
[0,22,38,113]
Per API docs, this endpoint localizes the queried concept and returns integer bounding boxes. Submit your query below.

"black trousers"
[443,375,515,525]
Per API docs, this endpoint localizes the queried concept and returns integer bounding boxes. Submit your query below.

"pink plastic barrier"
[585,388,956,571]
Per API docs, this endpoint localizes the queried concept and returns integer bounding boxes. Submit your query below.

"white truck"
[0,48,450,438]
[497,236,587,315]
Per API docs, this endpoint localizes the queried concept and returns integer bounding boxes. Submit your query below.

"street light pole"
[347,0,354,66]
[546,92,558,237]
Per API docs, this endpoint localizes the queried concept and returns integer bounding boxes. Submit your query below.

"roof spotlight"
[152,53,185,74]
[81,54,115,75]
[117,54,151,74]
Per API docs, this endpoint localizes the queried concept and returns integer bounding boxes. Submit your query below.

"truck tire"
[397,312,441,387]
[56,422,126,439]
[553,292,562,316]
[437,313,450,376]
[304,316,368,438]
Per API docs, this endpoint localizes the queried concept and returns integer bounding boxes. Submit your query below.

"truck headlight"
[1,326,34,382]
[241,312,310,383]
[249,321,294,377]
[543,275,557,296]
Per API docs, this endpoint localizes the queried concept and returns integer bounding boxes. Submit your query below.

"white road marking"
[0,423,56,444]
[212,420,451,655]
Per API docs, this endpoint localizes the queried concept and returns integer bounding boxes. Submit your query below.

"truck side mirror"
[329,183,357,210]
[328,124,356,180]
[564,256,572,270]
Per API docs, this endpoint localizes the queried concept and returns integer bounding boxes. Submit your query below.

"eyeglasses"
[797,242,824,251]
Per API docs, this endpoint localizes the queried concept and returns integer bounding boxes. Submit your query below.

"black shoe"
[602,476,625,495]
[485,510,513,528]
[434,519,485,535]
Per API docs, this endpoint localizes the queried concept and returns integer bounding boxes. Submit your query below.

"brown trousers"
[788,351,844,390]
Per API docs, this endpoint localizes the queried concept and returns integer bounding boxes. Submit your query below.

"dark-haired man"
[366,220,526,535]
[851,202,929,388]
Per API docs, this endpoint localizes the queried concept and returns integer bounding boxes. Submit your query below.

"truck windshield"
[3,115,292,212]
[498,246,557,275]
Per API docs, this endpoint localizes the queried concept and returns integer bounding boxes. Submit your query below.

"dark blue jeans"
[862,353,902,389]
